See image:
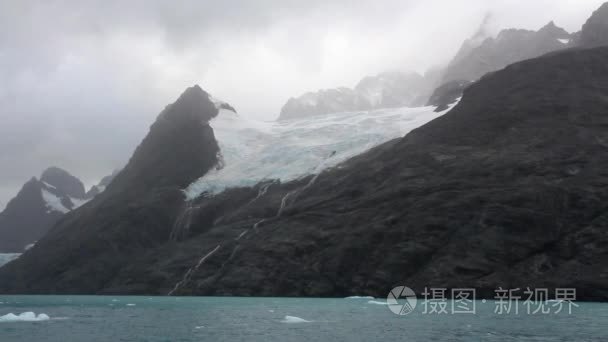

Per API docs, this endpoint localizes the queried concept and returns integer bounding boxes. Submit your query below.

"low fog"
[0,0,605,208]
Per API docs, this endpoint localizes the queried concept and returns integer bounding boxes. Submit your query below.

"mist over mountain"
[279,71,440,120]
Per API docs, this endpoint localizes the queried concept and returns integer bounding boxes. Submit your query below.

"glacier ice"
[185,102,457,200]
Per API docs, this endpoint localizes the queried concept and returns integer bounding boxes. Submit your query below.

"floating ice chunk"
[126,304,136,306]
[345,296,374,299]
[280,315,311,324]
[0,312,50,322]
[367,300,389,305]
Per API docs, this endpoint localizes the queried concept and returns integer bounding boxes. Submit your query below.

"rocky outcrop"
[442,21,572,83]
[2,46,608,300]
[278,71,437,120]
[85,170,119,199]
[0,167,90,253]
[40,167,86,199]
[0,85,225,292]
[578,2,608,47]
[426,80,472,112]
[279,88,371,121]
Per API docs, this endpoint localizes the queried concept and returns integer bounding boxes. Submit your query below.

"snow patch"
[69,196,90,209]
[280,315,311,324]
[185,102,457,199]
[41,189,69,213]
[41,181,57,190]
[558,38,570,44]
[0,253,21,267]
[0,312,50,323]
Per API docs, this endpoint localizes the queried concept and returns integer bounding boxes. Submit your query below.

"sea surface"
[0,296,606,341]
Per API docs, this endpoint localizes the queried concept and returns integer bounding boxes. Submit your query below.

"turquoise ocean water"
[0,296,606,341]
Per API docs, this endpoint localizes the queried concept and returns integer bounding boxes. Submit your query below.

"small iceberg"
[367,300,389,305]
[126,304,136,306]
[0,312,50,322]
[345,296,374,299]
[280,315,311,324]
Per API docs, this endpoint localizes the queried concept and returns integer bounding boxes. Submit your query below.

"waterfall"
[167,244,221,296]
[169,201,197,241]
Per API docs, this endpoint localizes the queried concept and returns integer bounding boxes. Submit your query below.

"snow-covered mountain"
[186,99,458,199]
[278,71,439,120]
[0,167,111,253]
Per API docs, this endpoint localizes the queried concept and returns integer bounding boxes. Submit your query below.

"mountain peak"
[579,2,608,47]
[40,167,85,199]
[110,85,222,192]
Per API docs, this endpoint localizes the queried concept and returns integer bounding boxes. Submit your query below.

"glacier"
[185,102,457,200]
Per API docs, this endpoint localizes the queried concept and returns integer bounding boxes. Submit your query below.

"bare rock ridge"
[0,85,225,292]
[278,71,439,120]
[442,21,572,84]
[579,2,608,47]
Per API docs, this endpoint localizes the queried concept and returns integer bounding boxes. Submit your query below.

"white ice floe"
[185,101,457,199]
[126,304,136,306]
[280,315,311,324]
[345,296,375,299]
[367,300,389,305]
[0,312,50,322]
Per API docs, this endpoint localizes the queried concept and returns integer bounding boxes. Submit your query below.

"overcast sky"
[0,0,605,209]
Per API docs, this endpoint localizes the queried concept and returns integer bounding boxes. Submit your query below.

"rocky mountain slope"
[442,21,572,83]
[0,85,225,291]
[2,46,607,300]
[278,71,438,120]
[578,2,608,47]
[0,167,91,253]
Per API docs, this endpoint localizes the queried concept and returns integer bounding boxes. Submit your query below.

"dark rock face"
[579,2,608,47]
[40,167,86,199]
[0,85,223,292]
[442,21,572,83]
[85,170,119,199]
[2,47,608,301]
[426,80,472,112]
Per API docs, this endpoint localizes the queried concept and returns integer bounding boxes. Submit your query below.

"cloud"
[0,0,605,207]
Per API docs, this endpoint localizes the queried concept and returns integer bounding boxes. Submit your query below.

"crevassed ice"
[185,102,457,200]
